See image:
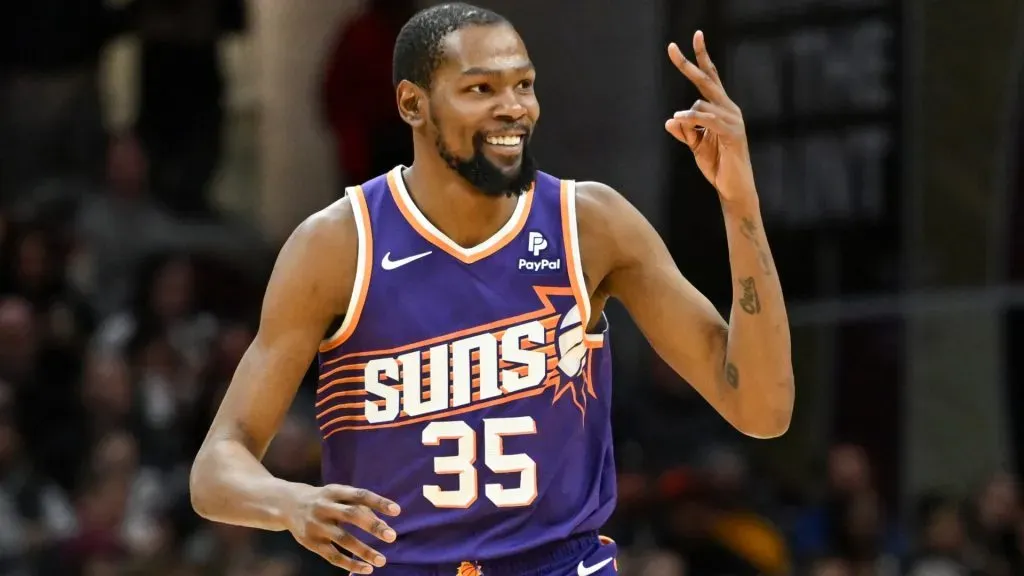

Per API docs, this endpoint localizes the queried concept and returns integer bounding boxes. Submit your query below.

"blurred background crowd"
[3,0,1024,575]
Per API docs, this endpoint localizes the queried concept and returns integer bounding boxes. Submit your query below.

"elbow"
[736,375,795,439]
[740,411,791,439]
[189,451,214,519]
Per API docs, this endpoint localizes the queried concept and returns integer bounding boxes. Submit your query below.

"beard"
[433,117,538,198]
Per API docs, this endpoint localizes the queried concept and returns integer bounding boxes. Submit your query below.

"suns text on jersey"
[363,318,558,423]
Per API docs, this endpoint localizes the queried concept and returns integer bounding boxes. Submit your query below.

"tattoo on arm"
[738,277,761,314]
[739,217,774,276]
[740,217,758,241]
[725,362,740,389]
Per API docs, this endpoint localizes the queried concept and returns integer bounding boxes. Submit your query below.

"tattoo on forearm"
[740,217,758,242]
[738,277,762,314]
[725,362,740,389]
[758,251,773,275]
[739,217,774,276]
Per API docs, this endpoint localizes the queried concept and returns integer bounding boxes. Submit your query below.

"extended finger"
[313,541,374,574]
[692,31,721,84]
[667,42,727,104]
[328,527,387,569]
[325,486,401,517]
[322,504,397,543]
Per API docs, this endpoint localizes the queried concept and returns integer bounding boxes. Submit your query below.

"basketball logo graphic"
[457,561,483,576]
[557,304,587,378]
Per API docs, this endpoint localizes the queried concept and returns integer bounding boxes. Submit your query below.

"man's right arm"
[189,200,356,531]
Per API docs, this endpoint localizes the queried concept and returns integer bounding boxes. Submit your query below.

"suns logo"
[550,304,598,418]
[315,287,603,440]
[556,304,587,377]
[355,303,594,425]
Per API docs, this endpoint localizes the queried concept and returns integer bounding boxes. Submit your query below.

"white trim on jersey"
[322,186,370,347]
[565,180,606,346]
[390,165,529,259]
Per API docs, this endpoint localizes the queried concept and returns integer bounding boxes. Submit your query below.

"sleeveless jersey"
[315,166,616,564]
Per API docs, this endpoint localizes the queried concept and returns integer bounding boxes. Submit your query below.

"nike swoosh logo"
[381,250,432,270]
[577,558,613,576]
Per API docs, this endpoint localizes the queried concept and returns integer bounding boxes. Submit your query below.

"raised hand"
[665,30,757,203]
[282,483,401,574]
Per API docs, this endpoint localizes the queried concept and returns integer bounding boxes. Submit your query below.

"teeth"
[486,135,522,146]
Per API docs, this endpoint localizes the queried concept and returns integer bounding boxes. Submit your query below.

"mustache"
[478,124,533,139]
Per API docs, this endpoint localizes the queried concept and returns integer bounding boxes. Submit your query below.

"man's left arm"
[577,182,793,439]
[717,196,794,437]
[580,31,794,438]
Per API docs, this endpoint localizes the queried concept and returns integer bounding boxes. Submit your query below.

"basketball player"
[190,4,793,575]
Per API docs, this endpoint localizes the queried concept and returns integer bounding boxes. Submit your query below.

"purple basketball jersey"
[315,166,616,565]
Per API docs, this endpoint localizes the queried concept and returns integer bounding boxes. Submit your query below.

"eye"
[468,84,492,94]
[517,79,534,91]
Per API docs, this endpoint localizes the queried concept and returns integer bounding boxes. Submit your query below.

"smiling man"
[189,3,794,575]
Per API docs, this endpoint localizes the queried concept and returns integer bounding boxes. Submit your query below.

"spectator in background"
[52,350,138,491]
[828,488,901,576]
[0,382,76,576]
[905,492,974,576]
[966,472,1021,576]
[652,448,789,576]
[95,253,218,371]
[790,443,906,567]
[321,0,416,189]
[74,132,167,317]
[73,133,271,318]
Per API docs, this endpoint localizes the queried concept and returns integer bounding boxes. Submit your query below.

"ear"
[396,80,427,128]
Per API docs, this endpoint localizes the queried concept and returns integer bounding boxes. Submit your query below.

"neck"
[402,156,521,249]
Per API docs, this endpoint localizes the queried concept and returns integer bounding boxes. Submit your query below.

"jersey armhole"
[320,186,373,352]
[560,179,606,348]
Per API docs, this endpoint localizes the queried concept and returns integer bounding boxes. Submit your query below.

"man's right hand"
[283,483,401,574]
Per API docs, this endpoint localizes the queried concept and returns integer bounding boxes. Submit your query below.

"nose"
[493,89,527,122]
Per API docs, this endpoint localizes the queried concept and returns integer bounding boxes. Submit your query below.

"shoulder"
[289,195,359,256]
[572,180,631,227]
[572,180,648,251]
[269,195,362,315]
[567,181,646,290]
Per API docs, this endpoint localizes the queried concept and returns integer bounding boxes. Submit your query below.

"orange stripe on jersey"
[385,169,534,264]
[321,285,574,365]
[320,186,374,352]
[559,180,604,350]
[322,382,555,439]
[559,180,588,323]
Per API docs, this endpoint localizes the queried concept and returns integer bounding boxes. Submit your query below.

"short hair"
[392,3,509,88]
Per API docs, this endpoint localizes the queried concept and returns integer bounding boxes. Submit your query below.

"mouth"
[484,134,524,147]
[482,132,526,160]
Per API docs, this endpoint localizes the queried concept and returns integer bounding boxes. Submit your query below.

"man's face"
[424,24,541,197]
